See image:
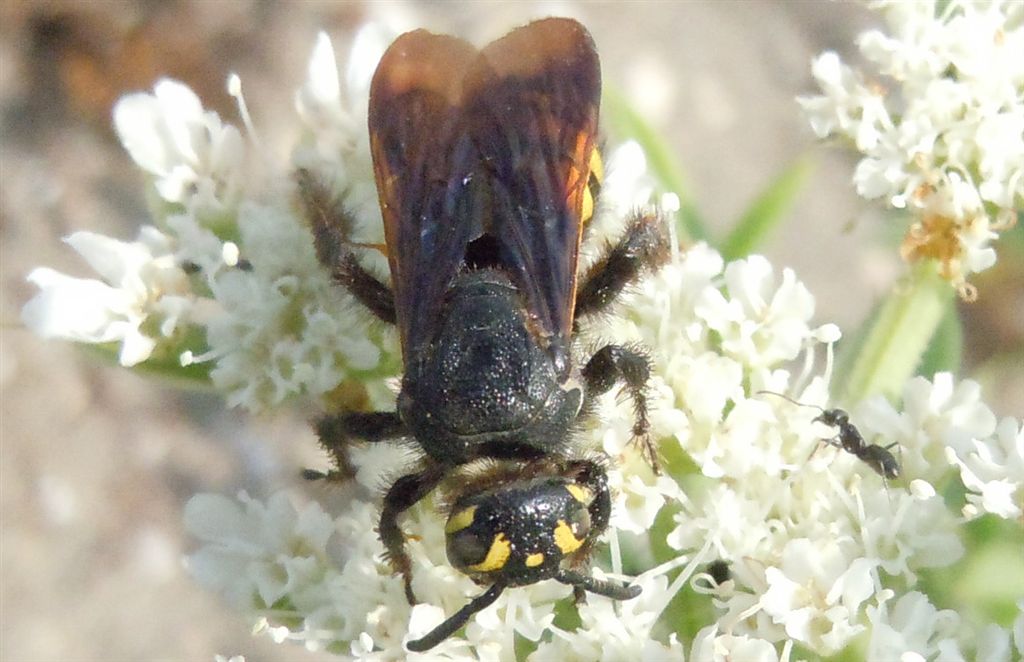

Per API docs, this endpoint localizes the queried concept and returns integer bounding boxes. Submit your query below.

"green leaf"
[719,155,813,261]
[840,261,955,404]
[602,86,708,242]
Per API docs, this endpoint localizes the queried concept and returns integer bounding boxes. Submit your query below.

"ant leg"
[556,569,640,601]
[582,344,660,473]
[308,412,405,480]
[380,464,446,606]
[406,583,505,652]
[574,210,670,323]
[296,168,396,324]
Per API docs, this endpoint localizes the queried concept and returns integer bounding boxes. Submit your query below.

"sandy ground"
[1,2,1019,660]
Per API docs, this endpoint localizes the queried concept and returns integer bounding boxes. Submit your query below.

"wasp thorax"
[444,476,594,586]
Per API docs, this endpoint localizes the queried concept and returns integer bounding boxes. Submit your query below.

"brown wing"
[368,30,481,356]
[369,19,600,362]
[463,18,601,353]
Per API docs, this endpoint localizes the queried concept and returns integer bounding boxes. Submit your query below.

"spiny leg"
[406,583,505,652]
[582,344,660,473]
[574,210,670,322]
[309,411,405,480]
[295,168,396,324]
[380,464,446,606]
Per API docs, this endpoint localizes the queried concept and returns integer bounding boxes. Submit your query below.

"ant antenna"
[755,390,826,414]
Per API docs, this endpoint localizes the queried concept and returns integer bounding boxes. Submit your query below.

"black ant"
[758,391,901,481]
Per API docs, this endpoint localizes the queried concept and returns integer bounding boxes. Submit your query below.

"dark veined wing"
[463,18,601,358]
[368,30,481,356]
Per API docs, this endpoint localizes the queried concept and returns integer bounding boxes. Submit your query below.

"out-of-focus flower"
[799,0,1024,299]
[114,79,247,218]
[22,227,193,366]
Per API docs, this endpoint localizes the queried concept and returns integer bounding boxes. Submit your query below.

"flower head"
[22,227,193,366]
[799,0,1024,299]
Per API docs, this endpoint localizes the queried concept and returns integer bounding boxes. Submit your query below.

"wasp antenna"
[755,390,826,413]
[406,583,505,652]
[300,468,327,481]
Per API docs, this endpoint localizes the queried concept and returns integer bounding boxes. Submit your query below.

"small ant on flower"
[758,391,901,481]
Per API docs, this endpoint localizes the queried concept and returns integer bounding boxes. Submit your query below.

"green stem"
[841,261,954,404]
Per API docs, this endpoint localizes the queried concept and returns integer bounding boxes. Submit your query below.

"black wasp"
[759,391,901,480]
[298,18,670,651]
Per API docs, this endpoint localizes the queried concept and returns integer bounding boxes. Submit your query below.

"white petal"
[22,269,131,343]
[113,93,172,175]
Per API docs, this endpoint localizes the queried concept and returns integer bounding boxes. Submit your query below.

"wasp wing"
[464,18,601,355]
[368,30,481,356]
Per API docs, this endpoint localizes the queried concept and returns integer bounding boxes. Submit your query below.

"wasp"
[758,391,902,480]
[299,17,669,650]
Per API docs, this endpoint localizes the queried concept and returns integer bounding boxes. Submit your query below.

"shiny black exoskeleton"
[814,407,901,481]
[298,17,670,651]
[759,391,902,480]
[398,271,583,466]
[404,457,637,652]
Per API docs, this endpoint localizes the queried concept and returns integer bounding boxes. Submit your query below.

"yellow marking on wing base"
[565,484,592,504]
[590,149,604,182]
[525,552,545,568]
[445,506,477,534]
[468,533,511,572]
[553,520,585,555]
[582,186,594,224]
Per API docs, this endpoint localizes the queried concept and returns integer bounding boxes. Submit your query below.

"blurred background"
[1,1,1020,659]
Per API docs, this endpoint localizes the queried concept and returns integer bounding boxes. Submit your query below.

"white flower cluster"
[183,212,1023,660]
[24,17,1024,662]
[858,373,1023,521]
[23,227,193,366]
[21,28,401,412]
[798,0,1024,299]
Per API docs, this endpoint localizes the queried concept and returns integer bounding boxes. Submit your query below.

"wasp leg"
[309,412,405,479]
[380,465,447,606]
[406,583,505,652]
[296,168,396,324]
[574,210,669,322]
[556,569,640,601]
[329,253,396,324]
[582,344,660,473]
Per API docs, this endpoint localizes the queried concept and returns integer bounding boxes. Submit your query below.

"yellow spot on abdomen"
[468,533,511,573]
[565,484,592,504]
[445,506,477,534]
[553,520,584,555]
[525,552,545,568]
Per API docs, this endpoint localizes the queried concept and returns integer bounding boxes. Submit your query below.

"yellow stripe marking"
[553,520,584,555]
[468,533,511,572]
[525,552,545,568]
[445,506,477,534]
